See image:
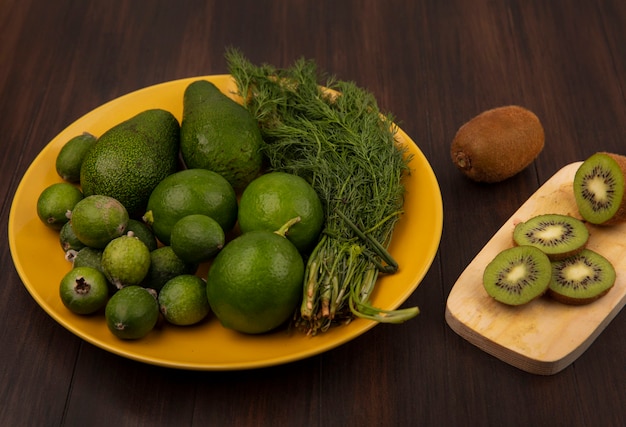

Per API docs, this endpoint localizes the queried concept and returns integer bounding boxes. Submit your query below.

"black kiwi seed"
[483,245,552,306]
[513,213,589,260]
[548,249,616,305]
[573,152,626,225]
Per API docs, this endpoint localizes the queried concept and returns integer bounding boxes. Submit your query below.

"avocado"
[80,109,180,215]
[180,80,263,190]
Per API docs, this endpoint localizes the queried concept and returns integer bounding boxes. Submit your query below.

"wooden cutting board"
[445,162,626,375]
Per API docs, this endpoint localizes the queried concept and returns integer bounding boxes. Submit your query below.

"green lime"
[36,182,84,230]
[206,229,304,334]
[158,275,210,326]
[238,171,324,253]
[142,246,197,291]
[101,235,151,289]
[70,195,129,248]
[126,218,158,252]
[170,214,225,264]
[59,266,109,315]
[143,169,237,245]
[105,285,159,340]
[55,132,97,182]
[59,221,86,253]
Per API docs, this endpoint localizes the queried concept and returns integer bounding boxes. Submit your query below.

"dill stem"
[226,48,420,334]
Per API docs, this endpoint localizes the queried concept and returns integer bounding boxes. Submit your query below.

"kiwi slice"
[549,249,616,305]
[483,245,552,306]
[573,152,626,225]
[513,213,589,260]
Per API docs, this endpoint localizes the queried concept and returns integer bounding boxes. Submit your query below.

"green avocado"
[180,80,263,190]
[80,109,180,215]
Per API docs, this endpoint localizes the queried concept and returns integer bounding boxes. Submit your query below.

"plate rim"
[8,75,443,370]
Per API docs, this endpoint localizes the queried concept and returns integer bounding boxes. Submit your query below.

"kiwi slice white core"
[483,246,551,306]
[574,153,625,224]
[549,249,616,305]
[513,214,589,259]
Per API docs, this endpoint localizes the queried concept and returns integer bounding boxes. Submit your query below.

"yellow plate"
[8,75,443,370]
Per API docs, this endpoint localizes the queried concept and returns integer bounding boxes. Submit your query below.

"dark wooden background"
[1,1,624,426]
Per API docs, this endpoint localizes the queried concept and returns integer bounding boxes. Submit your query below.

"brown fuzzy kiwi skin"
[548,285,614,306]
[511,214,590,261]
[512,237,587,261]
[451,105,545,183]
[596,152,626,225]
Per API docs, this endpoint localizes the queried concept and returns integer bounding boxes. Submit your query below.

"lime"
[70,195,129,248]
[158,275,210,326]
[101,235,151,289]
[105,285,159,340]
[170,214,225,264]
[206,229,304,334]
[143,169,237,245]
[36,182,84,230]
[238,171,324,253]
[142,246,197,291]
[55,132,97,182]
[59,266,109,315]
[126,218,158,252]
[59,221,86,253]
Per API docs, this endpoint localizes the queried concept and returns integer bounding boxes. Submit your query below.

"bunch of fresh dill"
[226,48,419,335]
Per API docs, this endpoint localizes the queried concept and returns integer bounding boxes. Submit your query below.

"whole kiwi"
[451,105,545,183]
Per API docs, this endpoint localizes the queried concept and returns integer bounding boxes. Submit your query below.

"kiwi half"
[483,245,551,306]
[573,152,626,225]
[549,249,616,305]
[513,214,589,260]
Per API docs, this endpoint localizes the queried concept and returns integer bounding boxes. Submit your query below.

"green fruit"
[70,195,129,248]
[142,246,197,291]
[101,235,151,289]
[72,247,115,293]
[238,172,324,253]
[206,230,304,334]
[36,182,84,230]
[513,214,589,260]
[573,152,626,225]
[143,169,237,245]
[59,266,109,315]
[483,245,551,306]
[549,249,616,305]
[126,218,158,252]
[170,214,225,264]
[55,132,97,182]
[158,275,210,326]
[80,109,180,215]
[72,247,104,271]
[105,286,159,340]
[59,221,86,253]
[180,80,263,190]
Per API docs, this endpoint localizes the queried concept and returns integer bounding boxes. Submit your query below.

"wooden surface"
[1,1,624,426]
[446,162,626,375]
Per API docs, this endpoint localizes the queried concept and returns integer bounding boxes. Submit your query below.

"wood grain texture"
[1,0,625,426]
[446,162,626,375]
